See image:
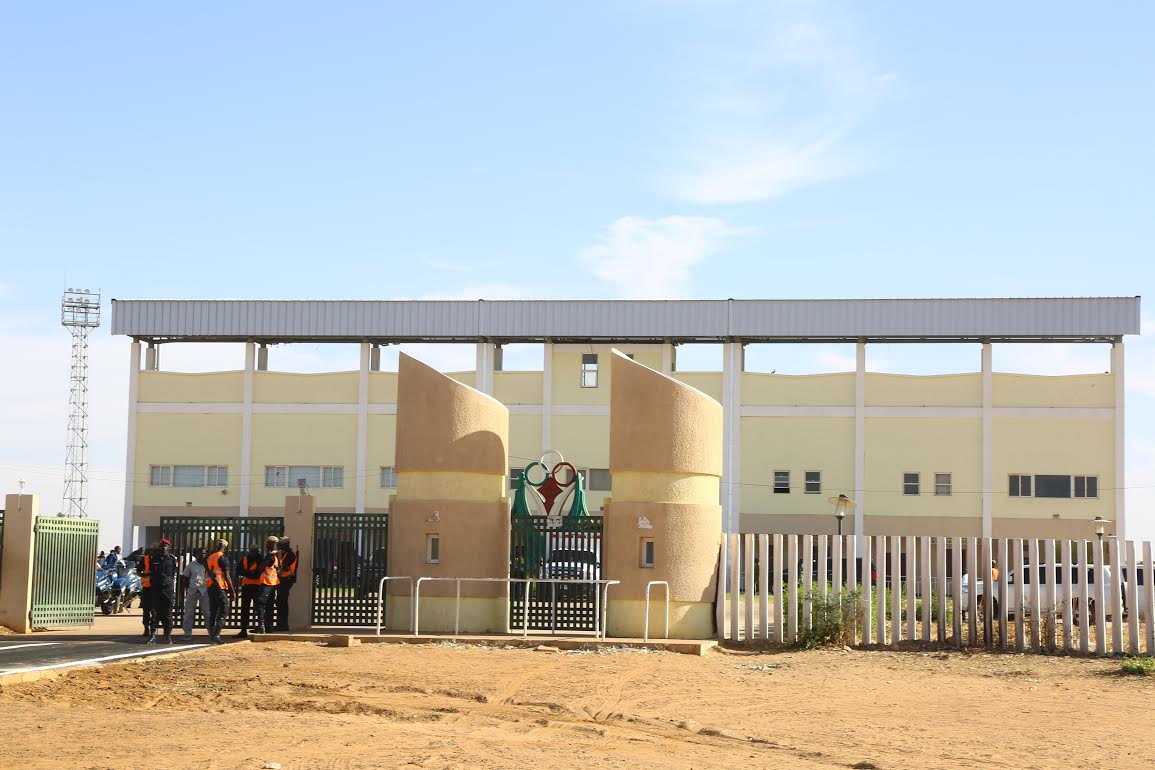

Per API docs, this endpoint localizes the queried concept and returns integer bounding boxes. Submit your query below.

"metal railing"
[644,581,669,642]
[371,577,621,639]
[374,576,414,635]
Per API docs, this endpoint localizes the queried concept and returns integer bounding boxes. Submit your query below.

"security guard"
[253,536,282,633]
[145,538,178,644]
[274,536,298,632]
[139,544,155,637]
[235,543,264,638]
[205,539,236,644]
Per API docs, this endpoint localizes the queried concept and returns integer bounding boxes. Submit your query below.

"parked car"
[961,564,1121,623]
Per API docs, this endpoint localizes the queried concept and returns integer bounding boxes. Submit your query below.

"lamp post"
[828,494,856,536]
[1092,516,1108,543]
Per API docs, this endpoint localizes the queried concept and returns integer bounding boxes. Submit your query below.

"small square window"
[773,470,790,494]
[322,466,344,488]
[173,465,206,487]
[903,473,920,496]
[426,534,440,564]
[587,468,612,491]
[265,466,287,487]
[150,465,173,486]
[640,537,655,568]
[1074,475,1098,499]
[1009,474,1032,498]
[206,465,228,487]
[934,473,952,496]
[580,353,599,388]
[380,466,397,488]
[804,471,821,494]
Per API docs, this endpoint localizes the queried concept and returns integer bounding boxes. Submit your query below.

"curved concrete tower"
[387,353,510,633]
[604,350,722,639]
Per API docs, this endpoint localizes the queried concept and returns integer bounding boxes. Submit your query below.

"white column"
[475,341,495,395]
[722,342,743,533]
[239,341,255,517]
[541,342,553,452]
[356,341,369,514]
[661,341,674,374]
[121,341,141,550]
[1113,339,1126,543]
[982,341,993,539]
[854,339,866,539]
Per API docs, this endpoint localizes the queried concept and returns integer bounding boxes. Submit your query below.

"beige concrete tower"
[604,350,723,639]
[387,353,511,633]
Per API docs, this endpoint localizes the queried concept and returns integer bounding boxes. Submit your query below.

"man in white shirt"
[180,547,210,641]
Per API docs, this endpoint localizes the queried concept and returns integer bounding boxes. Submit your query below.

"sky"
[0,2,1152,546]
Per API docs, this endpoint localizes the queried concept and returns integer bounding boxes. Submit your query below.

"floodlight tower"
[61,288,101,518]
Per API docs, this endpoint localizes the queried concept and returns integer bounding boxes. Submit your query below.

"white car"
[960,564,1132,623]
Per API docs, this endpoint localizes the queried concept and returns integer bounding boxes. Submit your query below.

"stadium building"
[112,297,1140,550]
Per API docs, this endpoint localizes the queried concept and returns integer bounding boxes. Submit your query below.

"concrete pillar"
[541,342,553,452]
[145,343,158,371]
[721,342,743,533]
[0,493,39,634]
[370,344,381,372]
[1112,339,1126,543]
[356,341,369,514]
[604,352,722,639]
[474,341,495,395]
[283,494,315,632]
[388,353,510,633]
[257,344,269,371]
[122,341,141,551]
[981,341,993,539]
[854,339,866,538]
[240,341,255,517]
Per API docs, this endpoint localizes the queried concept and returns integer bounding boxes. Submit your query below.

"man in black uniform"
[147,538,179,644]
[274,536,298,632]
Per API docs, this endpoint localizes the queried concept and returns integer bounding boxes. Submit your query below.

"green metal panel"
[312,512,388,626]
[160,517,284,628]
[30,516,99,628]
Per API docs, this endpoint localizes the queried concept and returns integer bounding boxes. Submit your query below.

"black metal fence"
[312,512,389,626]
[510,515,603,632]
[159,516,284,628]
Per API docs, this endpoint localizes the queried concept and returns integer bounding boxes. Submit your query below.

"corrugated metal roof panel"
[110,297,1141,341]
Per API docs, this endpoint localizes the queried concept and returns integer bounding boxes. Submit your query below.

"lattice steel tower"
[61,289,101,518]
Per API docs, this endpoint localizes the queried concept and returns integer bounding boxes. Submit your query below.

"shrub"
[796,588,861,649]
[1120,657,1155,676]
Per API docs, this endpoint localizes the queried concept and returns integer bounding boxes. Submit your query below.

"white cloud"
[666,6,891,205]
[578,215,745,298]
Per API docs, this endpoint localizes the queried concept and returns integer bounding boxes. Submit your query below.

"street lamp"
[1092,516,1108,542]
[827,494,856,536]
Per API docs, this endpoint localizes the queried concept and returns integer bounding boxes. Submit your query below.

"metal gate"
[159,516,284,628]
[30,516,99,627]
[510,515,603,632]
[312,512,389,626]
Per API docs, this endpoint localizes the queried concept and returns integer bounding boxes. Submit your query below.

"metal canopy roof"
[110,297,1141,343]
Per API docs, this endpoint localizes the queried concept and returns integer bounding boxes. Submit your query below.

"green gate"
[159,516,284,628]
[312,512,388,626]
[510,515,603,632]
[30,516,99,627]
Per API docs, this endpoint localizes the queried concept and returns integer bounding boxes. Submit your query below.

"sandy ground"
[0,640,1152,770]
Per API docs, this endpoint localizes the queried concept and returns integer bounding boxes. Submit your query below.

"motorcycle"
[112,561,143,613]
[95,566,117,615]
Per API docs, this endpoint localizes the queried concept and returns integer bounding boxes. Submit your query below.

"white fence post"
[1094,537,1107,655]
[758,534,770,640]
[773,534,785,644]
[1145,541,1154,657]
[951,537,963,646]
[889,536,901,646]
[1013,539,1025,652]
[906,535,917,642]
[845,534,856,646]
[818,534,829,604]
[744,533,755,642]
[966,537,978,647]
[1078,540,1091,654]
[1044,538,1057,651]
[919,536,931,643]
[876,535,887,646]
[982,538,994,649]
[802,534,813,633]
[1109,537,1124,654]
[1126,539,1139,654]
[997,538,1008,652]
[935,537,947,643]
[832,533,843,613]
[861,535,872,646]
[1061,539,1073,652]
[1028,538,1041,651]
[729,533,741,643]
[787,534,799,644]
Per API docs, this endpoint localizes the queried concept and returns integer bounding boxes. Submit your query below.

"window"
[380,466,397,488]
[149,465,227,487]
[903,473,920,496]
[508,467,522,490]
[1035,474,1071,499]
[773,470,790,494]
[1009,474,1032,497]
[322,466,344,488]
[426,534,440,564]
[804,471,821,494]
[1074,475,1098,499]
[580,353,599,388]
[264,465,343,488]
[587,468,612,491]
[934,473,952,496]
[640,538,655,568]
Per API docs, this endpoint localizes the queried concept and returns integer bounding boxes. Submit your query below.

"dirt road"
[0,640,1152,769]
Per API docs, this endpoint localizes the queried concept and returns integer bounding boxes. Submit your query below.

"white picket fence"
[715,533,1155,656]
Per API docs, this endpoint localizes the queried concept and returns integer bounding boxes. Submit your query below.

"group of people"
[133,535,298,644]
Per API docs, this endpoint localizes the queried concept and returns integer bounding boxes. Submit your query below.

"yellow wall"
[866,373,980,407]
[138,372,243,403]
[508,414,542,467]
[254,372,359,403]
[365,414,398,510]
[993,373,1114,407]
[550,346,660,406]
[368,372,398,403]
[134,413,243,506]
[864,417,982,518]
[742,373,854,406]
[446,371,475,388]
[551,414,610,468]
[494,371,543,404]
[673,372,723,403]
[991,417,1115,520]
[249,413,358,508]
[740,417,855,515]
